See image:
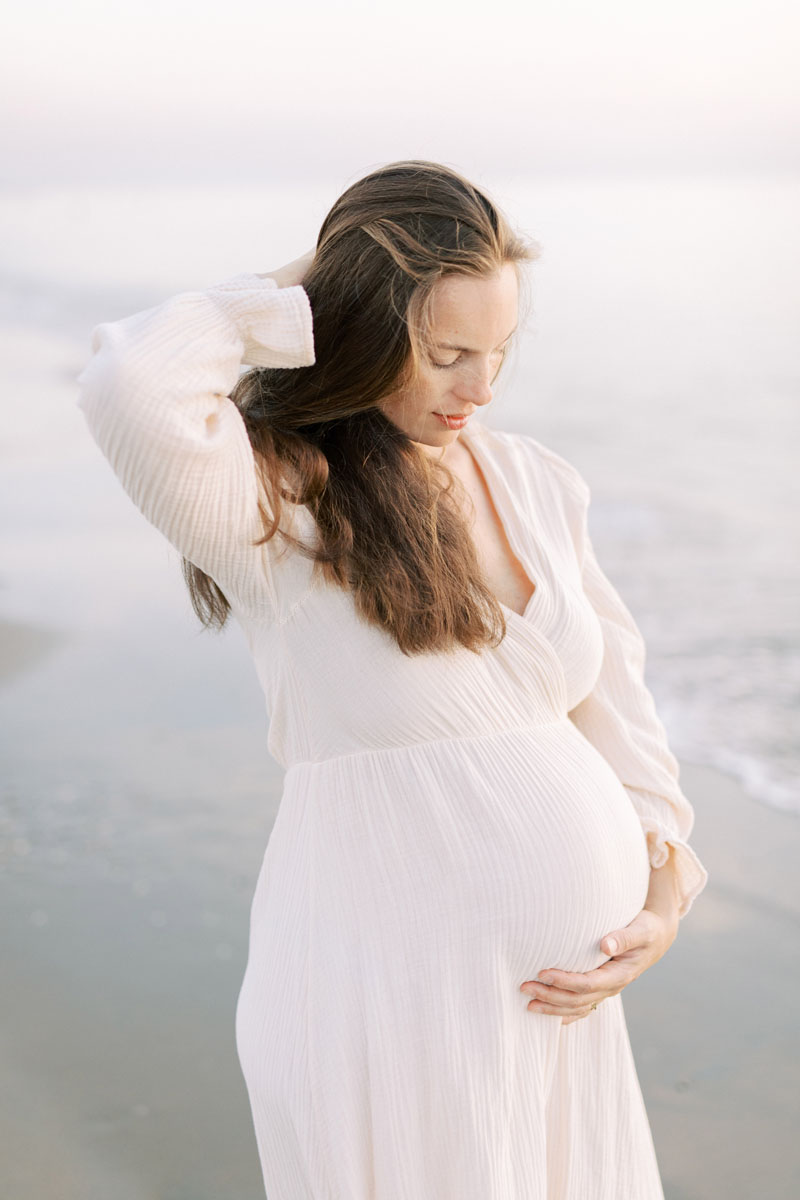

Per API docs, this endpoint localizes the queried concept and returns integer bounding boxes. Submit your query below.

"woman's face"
[377,263,519,454]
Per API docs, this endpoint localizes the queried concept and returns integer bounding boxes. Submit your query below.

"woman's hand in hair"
[256,249,316,289]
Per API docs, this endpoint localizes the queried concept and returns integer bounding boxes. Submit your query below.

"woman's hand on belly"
[519,849,682,1025]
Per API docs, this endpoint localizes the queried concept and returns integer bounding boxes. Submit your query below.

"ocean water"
[0,174,798,890]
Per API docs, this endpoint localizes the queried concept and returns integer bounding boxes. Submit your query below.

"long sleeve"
[541,445,708,919]
[75,272,315,613]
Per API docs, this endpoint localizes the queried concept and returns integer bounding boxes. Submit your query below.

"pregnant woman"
[76,159,708,1199]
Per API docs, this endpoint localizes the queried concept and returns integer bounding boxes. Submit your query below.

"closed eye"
[432,345,510,371]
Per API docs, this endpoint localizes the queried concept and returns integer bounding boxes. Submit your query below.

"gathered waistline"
[283,717,573,773]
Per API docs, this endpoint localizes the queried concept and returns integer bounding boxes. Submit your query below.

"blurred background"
[1,2,798,1198]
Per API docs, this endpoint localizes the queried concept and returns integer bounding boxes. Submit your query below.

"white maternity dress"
[76,272,709,1200]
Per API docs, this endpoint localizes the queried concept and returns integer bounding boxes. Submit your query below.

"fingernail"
[606,938,618,955]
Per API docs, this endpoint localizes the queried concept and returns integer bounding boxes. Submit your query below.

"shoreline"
[1,614,796,827]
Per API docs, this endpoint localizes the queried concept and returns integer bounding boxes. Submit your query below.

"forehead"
[428,264,519,345]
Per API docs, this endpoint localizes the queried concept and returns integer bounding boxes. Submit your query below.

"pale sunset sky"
[1,0,797,186]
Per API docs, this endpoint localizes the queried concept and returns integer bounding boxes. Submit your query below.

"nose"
[457,360,494,407]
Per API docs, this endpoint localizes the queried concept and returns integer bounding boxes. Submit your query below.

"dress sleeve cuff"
[203,272,316,369]
[638,819,709,919]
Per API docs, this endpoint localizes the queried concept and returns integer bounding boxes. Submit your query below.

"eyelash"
[432,347,509,371]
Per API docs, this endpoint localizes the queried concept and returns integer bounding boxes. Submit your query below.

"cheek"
[378,370,448,425]
[397,381,441,417]
[419,373,449,405]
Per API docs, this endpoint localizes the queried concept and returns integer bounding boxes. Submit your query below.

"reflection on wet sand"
[0,620,70,685]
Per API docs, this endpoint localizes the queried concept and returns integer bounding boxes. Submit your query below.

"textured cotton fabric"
[76,272,708,1200]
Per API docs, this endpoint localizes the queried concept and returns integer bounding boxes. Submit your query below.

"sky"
[1,0,798,185]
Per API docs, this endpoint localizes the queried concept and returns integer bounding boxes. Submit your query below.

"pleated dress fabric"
[76,272,709,1200]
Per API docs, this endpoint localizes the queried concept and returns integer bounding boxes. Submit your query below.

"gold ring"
[591,1002,598,1010]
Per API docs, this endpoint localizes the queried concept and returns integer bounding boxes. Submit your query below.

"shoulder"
[469,420,591,509]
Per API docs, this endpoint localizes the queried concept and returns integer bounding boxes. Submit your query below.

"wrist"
[256,250,316,290]
[254,270,290,287]
[645,847,681,925]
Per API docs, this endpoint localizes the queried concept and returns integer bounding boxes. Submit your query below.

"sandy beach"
[1,749,797,1200]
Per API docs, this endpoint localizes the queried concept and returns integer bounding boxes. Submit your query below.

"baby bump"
[469,720,653,977]
[306,721,653,984]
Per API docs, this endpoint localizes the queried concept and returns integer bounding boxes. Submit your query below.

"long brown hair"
[183,160,539,655]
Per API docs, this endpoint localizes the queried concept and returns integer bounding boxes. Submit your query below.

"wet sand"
[627,761,800,1199]
[1,760,798,1200]
[0,619,70,685]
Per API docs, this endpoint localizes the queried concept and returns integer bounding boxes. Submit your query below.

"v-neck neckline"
[457,422,547,624]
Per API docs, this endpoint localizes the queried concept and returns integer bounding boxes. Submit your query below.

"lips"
[434,411,472,429]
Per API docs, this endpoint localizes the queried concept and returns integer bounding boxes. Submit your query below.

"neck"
[414,433,470,467]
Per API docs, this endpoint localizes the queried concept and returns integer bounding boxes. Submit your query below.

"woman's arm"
[518,441,707,1022]
[566,528,708,920]
[528,441,708,920]
[75,259,315,613]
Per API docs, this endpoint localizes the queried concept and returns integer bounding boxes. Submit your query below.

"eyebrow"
[434,327,518,353]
